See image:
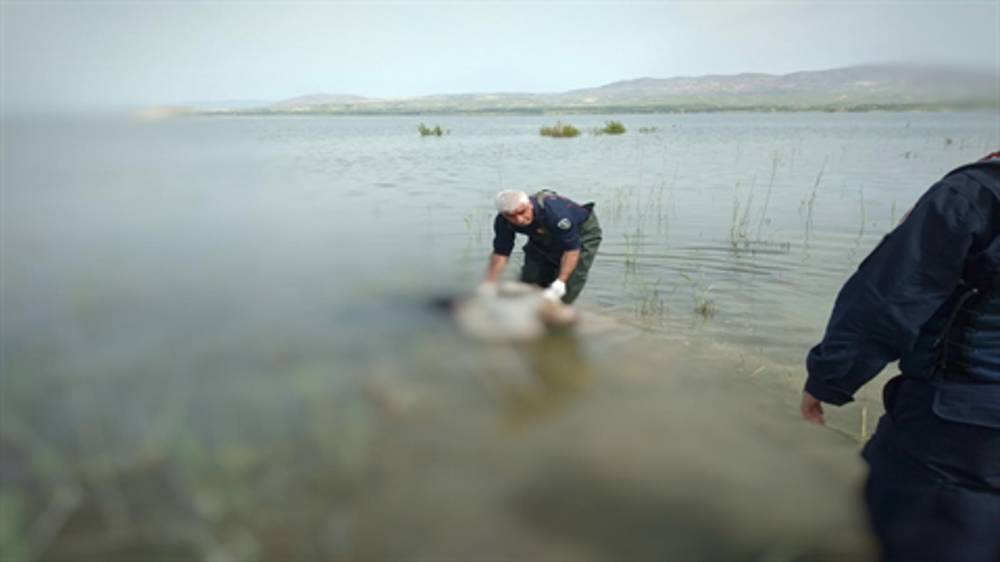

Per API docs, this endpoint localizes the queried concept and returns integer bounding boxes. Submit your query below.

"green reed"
[539,122,580,138]
[593,120,626,136]
[418,123,446,137]
[680,271,717,319]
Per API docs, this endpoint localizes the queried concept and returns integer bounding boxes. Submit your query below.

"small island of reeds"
[594,120,627,135]
[539,122,580,138]
[418,123,446,137]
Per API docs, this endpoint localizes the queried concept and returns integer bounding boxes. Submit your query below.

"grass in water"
[756,151,780,240]
[623,227,642,273]
[540,122,580,138]
[680,272,717,319]
[802,157,828,244]
[636,278,668,324]
[593,120,626,136]
[729,175,758,248]
[418,123,446,137]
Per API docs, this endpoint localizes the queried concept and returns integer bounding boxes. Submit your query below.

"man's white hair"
[494,190,529,213]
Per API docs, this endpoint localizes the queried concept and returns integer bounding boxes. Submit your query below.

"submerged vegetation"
[418,123,446,137]
[539,122,580,138]
[638,126,658,133]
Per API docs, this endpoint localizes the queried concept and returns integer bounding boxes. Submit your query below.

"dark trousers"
[520,212,602,304]
[862,377,1000,562]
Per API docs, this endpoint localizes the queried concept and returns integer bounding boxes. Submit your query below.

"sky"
[2,0,998,110]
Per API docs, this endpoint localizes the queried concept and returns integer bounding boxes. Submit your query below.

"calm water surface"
[1,112,997,560]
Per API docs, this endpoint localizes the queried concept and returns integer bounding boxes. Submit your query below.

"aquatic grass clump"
[418,123,445,137]
[592,121,627,136]
[539,122,580,138]
[636,278,669,325]
[638,126,658,133]
[598,120,626,135]
[680,272,717,319]
[694,294,718,319]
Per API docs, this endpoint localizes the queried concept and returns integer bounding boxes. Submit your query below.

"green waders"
[520,197,602,304]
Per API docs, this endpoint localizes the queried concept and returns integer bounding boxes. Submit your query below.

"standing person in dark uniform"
[484,189,602,304]
[802,153,1000,562]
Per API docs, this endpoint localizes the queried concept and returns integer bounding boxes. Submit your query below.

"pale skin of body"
[485,200,581,286]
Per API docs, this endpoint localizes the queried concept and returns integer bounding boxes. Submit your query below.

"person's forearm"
[486,253,509,282]
[557,250,580,283]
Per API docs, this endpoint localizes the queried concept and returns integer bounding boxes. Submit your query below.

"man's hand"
[542,279,566,302]
[800,391,825,425]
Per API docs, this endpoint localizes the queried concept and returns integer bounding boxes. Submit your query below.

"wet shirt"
[805,160,1000,405]
[492,193,591,257]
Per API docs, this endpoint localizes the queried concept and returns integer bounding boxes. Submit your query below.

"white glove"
[542,279,566,302]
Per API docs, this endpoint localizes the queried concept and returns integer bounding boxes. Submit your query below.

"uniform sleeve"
[545,199,582,250]
[805,175,988,405]
[492,215,515,256]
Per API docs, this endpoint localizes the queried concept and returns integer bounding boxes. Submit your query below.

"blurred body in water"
[485,189,602,304]
[802,153,1000,562]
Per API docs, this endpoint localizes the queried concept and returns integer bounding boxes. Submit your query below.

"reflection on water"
[485,334,593,428]
[1,112,996,560]
[344,333,878,562]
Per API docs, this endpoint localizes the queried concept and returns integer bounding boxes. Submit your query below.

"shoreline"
[188,102,997,118]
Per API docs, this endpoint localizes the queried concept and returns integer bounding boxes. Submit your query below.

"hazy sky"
[2,0,998,109]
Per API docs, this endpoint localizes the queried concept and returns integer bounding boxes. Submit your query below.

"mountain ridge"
[193,64,997,115]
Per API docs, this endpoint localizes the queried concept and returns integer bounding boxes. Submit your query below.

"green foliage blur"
[596,120,627,135]
[539,122,581,138]
[418,123,445,137]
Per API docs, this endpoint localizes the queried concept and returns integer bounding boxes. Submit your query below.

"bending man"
[485,189,602,304]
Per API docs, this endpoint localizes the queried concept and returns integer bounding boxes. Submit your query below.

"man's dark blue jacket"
[492,192,592,257]
[806,158,1000,404]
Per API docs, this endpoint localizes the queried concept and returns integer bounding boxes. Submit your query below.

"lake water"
[2,112,997,561]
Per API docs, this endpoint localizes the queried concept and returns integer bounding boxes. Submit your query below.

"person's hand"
[542,280,566,302]
[800,391,825,425]
[477,281,498,297]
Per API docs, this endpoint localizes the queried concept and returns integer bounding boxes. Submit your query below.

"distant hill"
[197,64,997,115]
[268,93,371,110]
